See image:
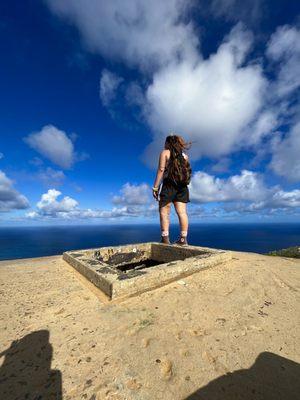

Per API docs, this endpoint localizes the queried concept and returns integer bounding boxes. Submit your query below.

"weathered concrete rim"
[63,242,232,301]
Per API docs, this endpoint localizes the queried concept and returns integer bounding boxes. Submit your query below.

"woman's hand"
[152,187,159,201]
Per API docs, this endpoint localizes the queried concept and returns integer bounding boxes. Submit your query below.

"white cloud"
[100,70,123,107]
[46,0,198,72]
[75,206,141,219]
[271,189,300,208]
[270,122,300,181]
[26,211,39,219]
[0,170,29,212]
[189,169,300,212]
[267,25,300,97]
[143,24,267,165]
[190,170,266,203]
[37,189,78,216]
[244,110,279,146]
[112,183,150,205]
[224,188,300,214]
[24,125,87,169]
[263,25,300,182]
[27,186,154,220]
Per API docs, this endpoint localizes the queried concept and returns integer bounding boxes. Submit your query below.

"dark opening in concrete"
[116,259,161,272]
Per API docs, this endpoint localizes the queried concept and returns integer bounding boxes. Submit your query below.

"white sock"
[161,231,169,237]
[181,231,187,237]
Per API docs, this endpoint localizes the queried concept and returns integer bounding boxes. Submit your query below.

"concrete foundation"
[63,242,231,300]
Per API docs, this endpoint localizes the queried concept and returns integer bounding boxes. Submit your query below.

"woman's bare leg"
[159,202,171,237]
[174,201,188,237]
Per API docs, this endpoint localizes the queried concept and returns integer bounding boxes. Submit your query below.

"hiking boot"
[174,236,188,246]
[161,235,170,245]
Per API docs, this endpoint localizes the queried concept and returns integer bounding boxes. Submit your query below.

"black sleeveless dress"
[158,153,190,207]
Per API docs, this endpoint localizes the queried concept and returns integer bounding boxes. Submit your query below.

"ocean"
[0,223,299,261]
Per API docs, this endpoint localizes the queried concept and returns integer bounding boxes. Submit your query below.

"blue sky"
[0,0,299,225]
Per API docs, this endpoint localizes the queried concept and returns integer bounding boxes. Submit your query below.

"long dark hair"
[165,134,191,155]
[165,134,192,185]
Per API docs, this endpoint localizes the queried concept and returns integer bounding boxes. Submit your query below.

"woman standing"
[152,134,192,245]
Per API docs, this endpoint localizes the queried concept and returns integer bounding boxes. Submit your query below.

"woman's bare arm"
[153,150,167,188]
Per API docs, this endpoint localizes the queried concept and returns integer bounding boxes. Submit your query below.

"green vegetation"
[267,246,300,259]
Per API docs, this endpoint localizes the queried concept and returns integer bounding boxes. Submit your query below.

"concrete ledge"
[63,242,232,300]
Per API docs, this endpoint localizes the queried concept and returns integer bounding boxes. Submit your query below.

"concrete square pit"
[63,242,231,300]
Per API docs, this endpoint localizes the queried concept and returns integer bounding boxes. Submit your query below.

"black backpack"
[167,152,192,186]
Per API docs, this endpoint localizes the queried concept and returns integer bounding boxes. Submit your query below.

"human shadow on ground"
[185,351,300,400]
[0,330,62,400]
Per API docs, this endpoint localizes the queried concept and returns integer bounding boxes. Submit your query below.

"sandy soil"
[0,251,299,399]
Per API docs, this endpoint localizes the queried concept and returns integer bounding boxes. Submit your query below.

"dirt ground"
[0,250,299,399]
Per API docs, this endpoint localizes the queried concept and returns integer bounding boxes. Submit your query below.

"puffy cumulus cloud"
[25,205,142,220]
[270,122,300,182]
[75,206,142,219]
[112,183,150,205]
[24,125,88,169]
[143,24,267,165]
[221,190,300,215]
[0,170,29,212]
[267,25,300,97]
[100,70,124,107]
[45,0,198,72]
[189,169,300,213]
[271,190,300,208]
[26,185,155,220]
[36,189,78,216]
[189,170,266,203]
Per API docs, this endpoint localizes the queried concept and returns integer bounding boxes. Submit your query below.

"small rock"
[141,338,150,348]
[178,280,187,285]
[179,349,190,357]
[160,359,173,380]
[126,378,142,390]
[85,379,93,388]
[54,308,65,315]
[189,328,206,337]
